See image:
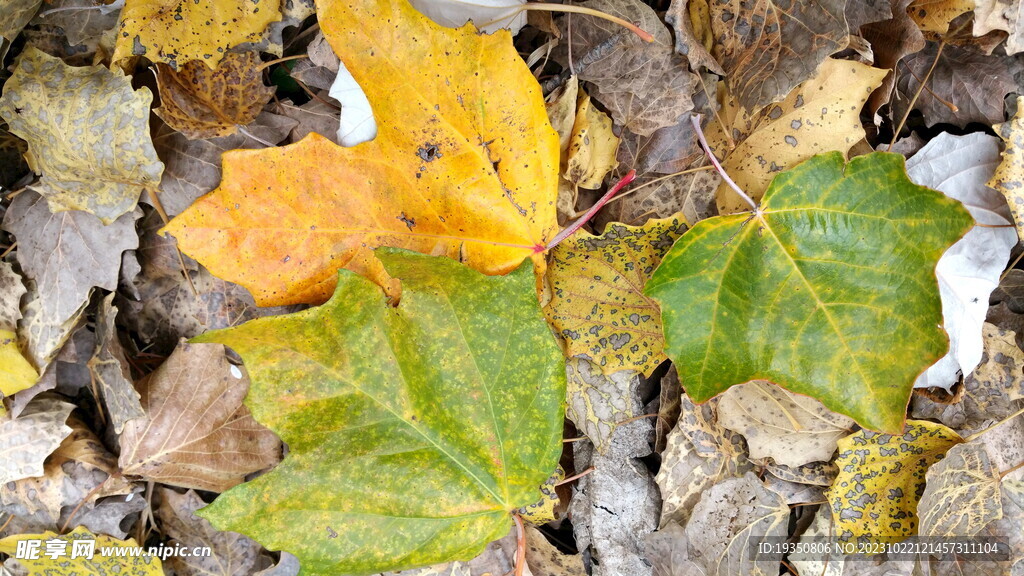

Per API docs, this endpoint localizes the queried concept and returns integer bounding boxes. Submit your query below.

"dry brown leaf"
[846,0,893,30]
[1,191,140,369]
[718,381,855,467]
[656,395,751,527]
[156,488,264,576]
[31,0,120,46]
[119,342,282,492]
[524,524,586,576]
[707,0,848,112]
[992,269,1024,313]
[274,98,340,146]
[154,52,276,139]
[860,0,927,118]
[0,396,73,484]
[665,0,724,74]
[87,294,144,435]
[560,0,697,136]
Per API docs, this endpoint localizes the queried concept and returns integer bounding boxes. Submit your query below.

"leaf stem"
[1000,459,1024,480]
[0,242,15,259]
[257,54,308,71]
[690,114,758,212]
[512,512,526,576]
[964,405,1024,443]
[888,41,945,151]
[542,169,637,251]
[555,466,595,485]
[604,164,714,206]
[481,3,654,43]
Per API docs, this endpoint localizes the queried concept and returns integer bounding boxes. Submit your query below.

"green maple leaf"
[644,152,973,433]
[194,249,566,576]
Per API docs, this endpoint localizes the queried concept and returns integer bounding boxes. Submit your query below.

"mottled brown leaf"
[665,0,725,74]
[119,342,281,492]
[155,52,276,139]
[708,0,849,112]
[860,0,926,117]
[87,294,144,435]
[0,396,73,484]
[32,0,120,46]
[157,488,264,576]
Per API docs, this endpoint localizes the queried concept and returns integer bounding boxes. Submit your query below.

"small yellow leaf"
[0,526,164,576]
[907,0,974,33]
[709,58,887,215]
[566,92,619,190]
[825,420,962,544]
[113,0,282,69]
[0,329,36,397]
[989,105,1024,242]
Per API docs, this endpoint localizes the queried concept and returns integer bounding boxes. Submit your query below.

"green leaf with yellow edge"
[163,0,559,307]
[0,526,164,575]
[825,420,962,544]
[0,48,163,225]
[645,152,973,433]
[545,215,687,377]
[194,249,566,576]
[0,261,35,396]
[113,0,282,69]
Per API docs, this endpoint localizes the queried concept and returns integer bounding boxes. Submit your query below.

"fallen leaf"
[195,251,565,575]
[156,488,264,576]
[646,152,974,433]
[32,0,121,47]
[860,0,927,118]
[708,58,888,215]
[564,358,641,452]
[0,0,41,58]
[545,216,687,376]
[992,269,1024,313]
[684,472,790,576]
[564,91,618,190]
[569,400,658,576]
[974,0,1024,54]
[665,0,725,74]
[150,112,297,217]
[408,0,526,34]
[825,420,962,543]
[0,413,138,535]
[87,294,144,434]
[165,0,559,306]
[846,0,893,29]
[154,52,276,139]
[917,442,1003,537]
[707,0,848,112]
[654,366,681,452]
[990,105,1024,242]
[560,0,698,136]
[0,47,163,224]
[717,381,855,468]
[113,0,282,69]
[328,59,376,147]
[905,133,1015,391]
[517,466,565,525]
[233,0,313,58]
[907,0,974,32]
[0,396,73,484]
[1,191,140,369]
[643,522,704,576]
[0,261,35,397]
[274,97,340,145]
[656,395,751,527]
[893,41,1017,129]
[119,341,282,492]
[925,478,1024,575]
[524,524,585,576]
[0,526,164,576]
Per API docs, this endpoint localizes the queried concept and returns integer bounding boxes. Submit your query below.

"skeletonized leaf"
[113,0,282,68]
[154,52,276,139]
[917,442,1003,537]
[825,420,962,543]
[0,396,74,484]
[195,251,565,575]
[0,48,162,224]
[656,395,751,528]
[646,152,974,433]
[164,0,559,306]
[709,58,887,215]
[119,342,282,492]
[0,526,163,576]
[718,381,854,467]
[0,261,35,397]
[707,0,848,112]
[1,191,140,369]
[545,216,687,376]
[905,132,1015,390]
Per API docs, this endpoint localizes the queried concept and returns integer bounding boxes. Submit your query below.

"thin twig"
[555,466,595,486]
[605,165,715,206]
[691,114,758,212]
[888,41,946,151]
[0,242,15,259]
[542,170,637,251]
[1001,250,1024,281]
[257,54,308,71]
[146,187,198,296]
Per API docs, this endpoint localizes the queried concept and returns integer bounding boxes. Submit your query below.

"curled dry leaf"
[989,105,1024,242]
[709,58,887,215]
[717,381,855,468]
[87,294,144,435]
[825,420,962,543]
[0,396,73,484]
[165,0,559,307]
[0,261,35,397]
[113,0,282,68]
[893,41,1017,129]
[560,0,697,137]
[119,341,282,492]
[564,91,618,191]
[665,0,725,74]
[905,132,1015,391]
[859,0,926,119]
[1,191,140,369]
[154,51,276,139]
[0,47,163,224]
[656,395,751,528]
[157,488,264,576]
[707,0,848,113]
[545,217,687,377]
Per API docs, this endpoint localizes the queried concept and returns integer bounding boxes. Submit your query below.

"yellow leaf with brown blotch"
[163,0,559,306]
[989,106,1024,242]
